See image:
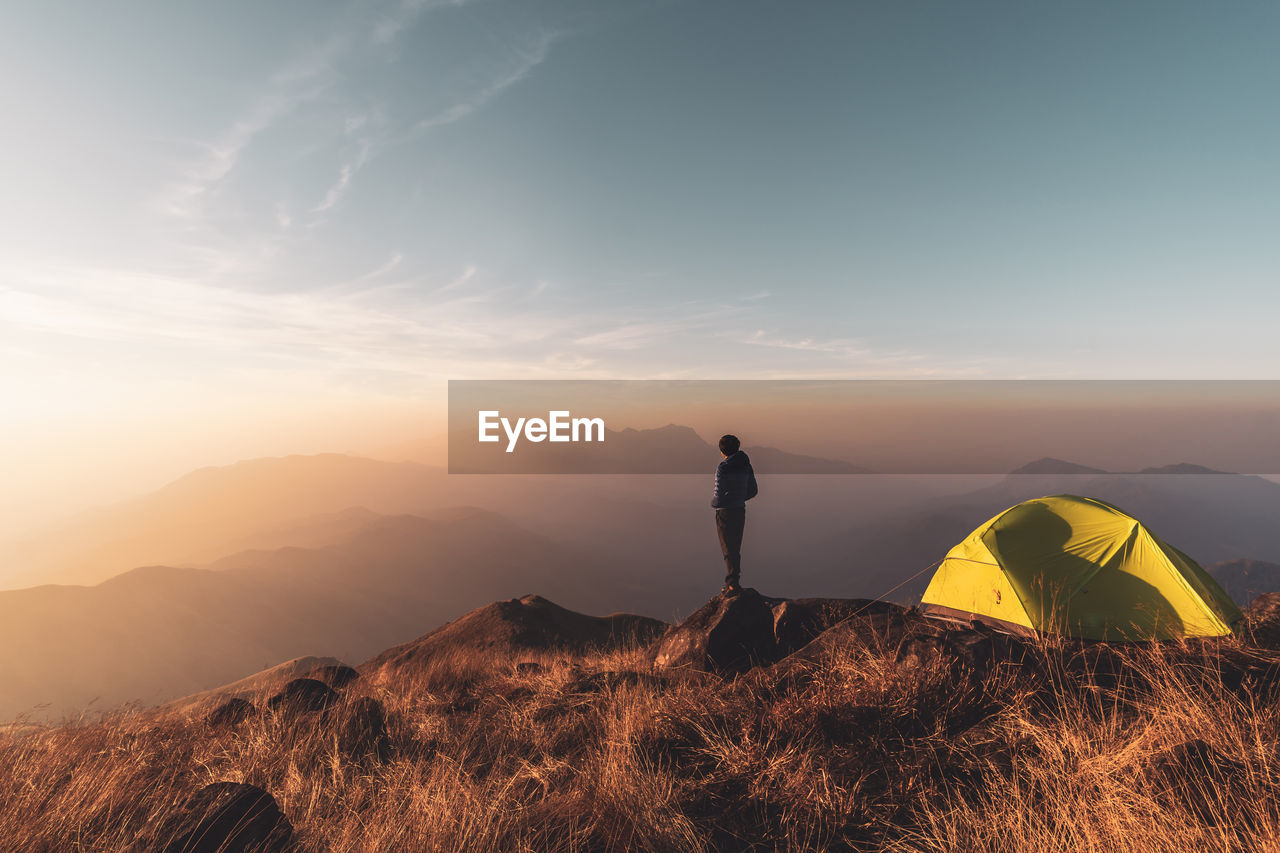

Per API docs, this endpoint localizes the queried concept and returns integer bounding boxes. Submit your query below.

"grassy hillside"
[6,615,1280,851]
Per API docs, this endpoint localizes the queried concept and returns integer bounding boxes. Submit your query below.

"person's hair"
[718,434,740,455]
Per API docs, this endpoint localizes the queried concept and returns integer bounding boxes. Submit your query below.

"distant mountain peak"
[1010,458,1108,475]
[609,423,707,443]
[1139,463,1233,475]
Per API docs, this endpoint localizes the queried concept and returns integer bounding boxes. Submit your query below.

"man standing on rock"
[711,434,758,595]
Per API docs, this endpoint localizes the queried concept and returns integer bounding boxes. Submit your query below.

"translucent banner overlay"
[448,380,1280,475]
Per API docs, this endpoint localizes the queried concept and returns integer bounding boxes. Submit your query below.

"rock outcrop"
[337,696,390,761]
[652,589,1044,680]
[652,589,929,675]
[364,595,668,680]
[267,678,339,715]
[205,697,256,728]
[651,588,780,674]
[308,663,360,689]
[152,782,292,853]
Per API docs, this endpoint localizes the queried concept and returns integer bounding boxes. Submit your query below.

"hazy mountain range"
[448,422,874,474]
[806,463,1280,601]
[0,510,611,719]
[3,425,1280,720]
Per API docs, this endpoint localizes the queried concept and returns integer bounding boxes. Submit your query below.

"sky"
[2,0,1280,530]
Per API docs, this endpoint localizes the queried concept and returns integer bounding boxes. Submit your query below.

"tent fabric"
[920,494,1242,641]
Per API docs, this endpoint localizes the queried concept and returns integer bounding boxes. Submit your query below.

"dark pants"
[715,506,746,585]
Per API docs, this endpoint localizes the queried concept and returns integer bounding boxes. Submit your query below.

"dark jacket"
[711,451,758,509]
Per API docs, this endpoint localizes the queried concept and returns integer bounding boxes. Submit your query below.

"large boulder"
[337,696,390,761]
[154,782,292,853]
[652,592,922,675]
[267,678,339,715]
[651,588,778,674]
[307,663,360,689]
[205,697,256,728]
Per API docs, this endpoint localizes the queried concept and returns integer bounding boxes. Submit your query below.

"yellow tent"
[920,494,1242,641]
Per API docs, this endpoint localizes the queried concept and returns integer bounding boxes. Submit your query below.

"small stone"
[1145,739,1243,824]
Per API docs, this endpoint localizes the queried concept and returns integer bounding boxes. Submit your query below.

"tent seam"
[1065,521,1137,604]
[977,500,1046,630]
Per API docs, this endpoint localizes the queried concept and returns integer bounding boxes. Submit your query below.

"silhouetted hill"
[0,511,620,720]
[448,423,871,474]
[1139,463,1233,475]
[1010,458,1108,475]
[8,447,1280,720]
[2,454,450,587]
[3,427,868,589]
[200,506,387,562]
[363,594,668,681]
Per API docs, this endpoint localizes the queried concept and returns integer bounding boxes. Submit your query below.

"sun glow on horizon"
[4,0,1280,539]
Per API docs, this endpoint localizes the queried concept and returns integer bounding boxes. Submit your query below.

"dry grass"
[5,632,1280,852]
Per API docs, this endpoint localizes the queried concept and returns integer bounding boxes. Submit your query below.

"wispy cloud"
[2,2,972,392]
[1,261,665,383]
[731,329,999,378]
[155,0,558,242]
[313,163,354,214]
[407,30,559,135]
[1,268,521,379]
[741,330,874,358]
[356,252,406,282]
[370,0,468,47]
[311,137,374,215]
[3,261,956,385]
[435,264,478,293]
[309,23,557,220]
[571,304,746,351]
[152,0,429,223]
[153,38,346,221]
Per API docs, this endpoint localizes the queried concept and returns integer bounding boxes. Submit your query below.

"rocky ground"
[6,590,1280,851]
